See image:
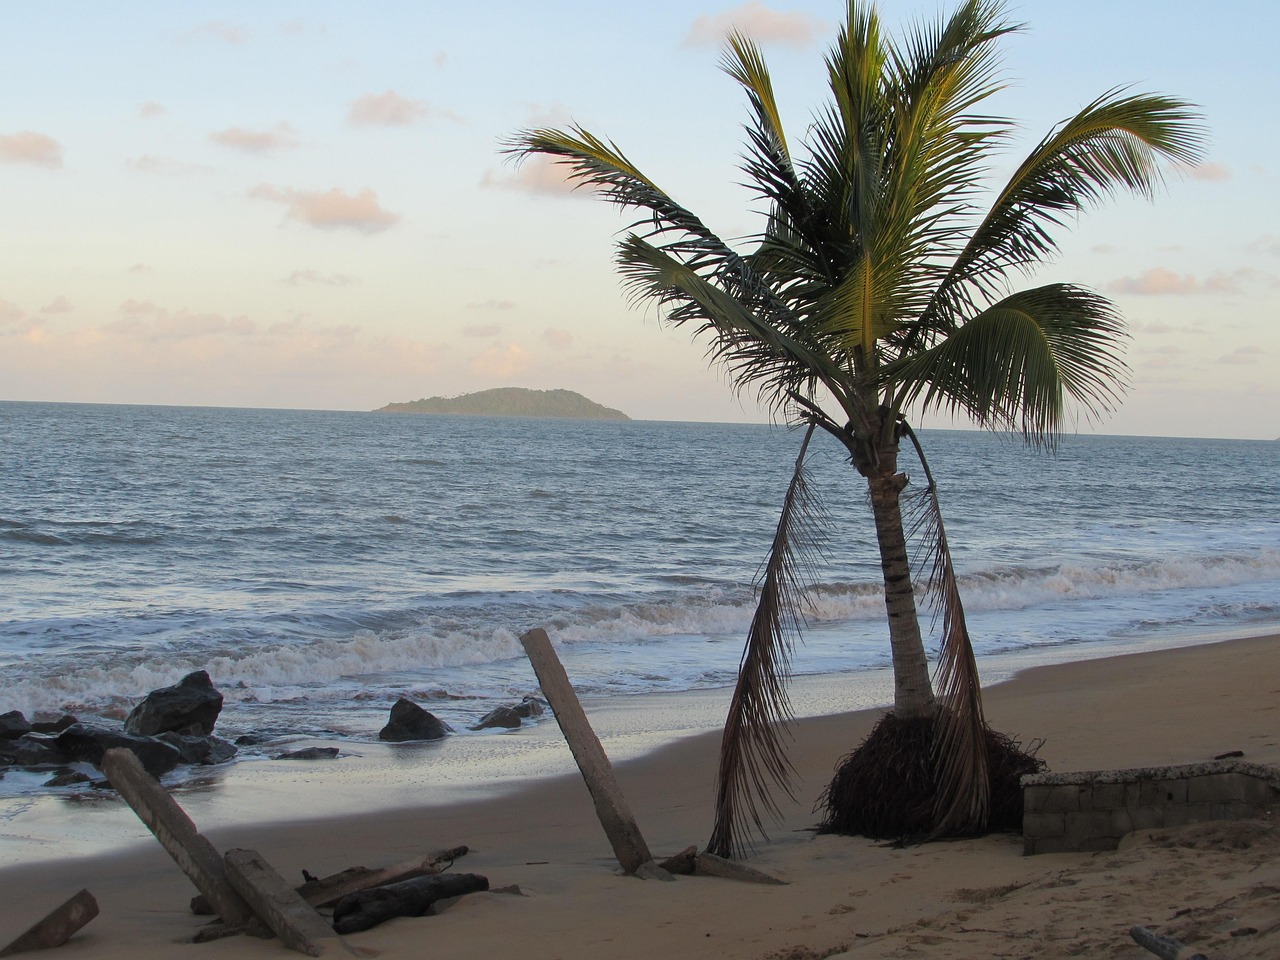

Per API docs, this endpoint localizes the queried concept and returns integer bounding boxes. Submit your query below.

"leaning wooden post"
[100,748,254,926]
[224,849,357,958]
[520,628,654,874]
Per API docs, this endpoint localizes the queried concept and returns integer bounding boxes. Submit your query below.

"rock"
[155,732,238,765]
[53,723,182,778]
[470,706,522,731]
[513,697,546,719]
[274,747,339,760]
[0,734,63,767]
[378,698,450,742]
[44,770,92,787]
[125,670,224,736]
[0,710,32,740]
[31,714,78,734]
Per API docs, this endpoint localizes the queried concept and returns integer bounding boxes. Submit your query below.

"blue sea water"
[1,401,1277,782]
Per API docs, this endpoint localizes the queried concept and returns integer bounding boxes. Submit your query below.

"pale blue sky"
[2,2,1276,438]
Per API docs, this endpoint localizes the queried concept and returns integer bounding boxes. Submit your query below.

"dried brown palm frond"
[707,422,826,858]
[900,422,988,836]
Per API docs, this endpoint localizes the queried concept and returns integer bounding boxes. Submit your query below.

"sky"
[1,2,1277,439]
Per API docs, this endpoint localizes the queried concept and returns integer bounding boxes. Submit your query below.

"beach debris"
[378,698,451,742]
[54,722,183,777]
[273,746,340,761]
[331,872,490,935]
[0,889,99,958]
[694,852,787,885]
[1214,750,1244,760]
[125,670,224,737]
[519,627,655,876]
[41,770,91,788]
[224,848,358,957]
[634,861,676,882]
[99,748,255,927]
[658,845,699,875]
[1129,925,1210,959]
[298,845,470,908]
[470,706,522,730]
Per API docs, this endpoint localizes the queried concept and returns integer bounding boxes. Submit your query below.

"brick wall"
[1021,759,1279,855]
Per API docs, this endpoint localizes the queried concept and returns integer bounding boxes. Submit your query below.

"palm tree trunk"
[866,469,935,719]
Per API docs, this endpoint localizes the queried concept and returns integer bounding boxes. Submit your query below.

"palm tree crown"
[511,0,1205,855]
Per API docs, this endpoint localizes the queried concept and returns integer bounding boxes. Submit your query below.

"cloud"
[0,299,26,326]
[1090,243,1117,255]
[521,101,575,128]
[180,20,249,44]
[346,90,460,127]
[1217,345,1264,365]
[128,263,154,274]
[41,296,73,314]
[250,185,400,234]
[0,131,63,169]
[1109,268,1199,296]
[466,300,515,311]
[463,324,502,338]
[139,102,167,119]
[470,343,530,379]
[126,154,212,175]
[481,155,583,197]
[684,2,822,47]
[543,327,573,348]
[108,300,256,340]
[284,269,359,287]
[210,123,299,154]
[1179,161,1231,182]
[1248,235,1280,257]
[282,19,324,37]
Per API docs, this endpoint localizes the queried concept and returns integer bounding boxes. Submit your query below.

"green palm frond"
[708,423,825,858]
[886,284,1129,444]
[924,89,1206,326]
[900,423,988,835]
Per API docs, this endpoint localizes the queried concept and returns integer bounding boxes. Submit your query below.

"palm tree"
[510,0,1204,856]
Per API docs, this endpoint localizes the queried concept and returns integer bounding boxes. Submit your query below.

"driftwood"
[658,846,699,875]
[331,872,490,934]
[520,627,654,875]
[0,889,99,957]
[100,748,254,926]
[223,848,355,958]
[1129,926,1210,960]
[300,845,469,908]
[694,851,788,885]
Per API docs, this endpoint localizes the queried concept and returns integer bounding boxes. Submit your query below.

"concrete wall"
[1021,759,1279,855]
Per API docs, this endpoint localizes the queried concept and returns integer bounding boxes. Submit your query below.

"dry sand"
[2,633,1278,959]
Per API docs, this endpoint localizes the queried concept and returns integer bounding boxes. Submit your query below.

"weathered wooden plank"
[695,852,788,885]
[520,627,653,874]
[223,849,354,958]
[0,889,99,957]
[100,748,253,926]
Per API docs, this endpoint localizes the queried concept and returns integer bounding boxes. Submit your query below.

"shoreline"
[1,631,1278,958]
[2,622,1277,869]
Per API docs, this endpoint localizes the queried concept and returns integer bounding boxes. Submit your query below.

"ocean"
[2,401,1278,798]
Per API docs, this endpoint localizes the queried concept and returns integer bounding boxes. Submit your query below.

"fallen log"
[331,873,490,935]
[0,889,98,957]
[300,845,470,908]
[1129,926,1210,960]
[658,846,698,875]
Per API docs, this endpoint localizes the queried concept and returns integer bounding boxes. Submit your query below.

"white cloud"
[138,102,167,119]
[347,91,460,127]
[250,185,400,234]
[210,123,299,154]
[41,296,73,314]
[0,131,63,169]
[481,155,583,197]
[684,2,822,47]
[1109,268,1199,296]
[180,21,249,44]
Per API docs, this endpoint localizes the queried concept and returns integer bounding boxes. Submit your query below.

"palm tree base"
[815,713,1045,841]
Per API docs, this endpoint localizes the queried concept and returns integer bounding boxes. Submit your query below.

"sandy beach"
[2,633,1278,959]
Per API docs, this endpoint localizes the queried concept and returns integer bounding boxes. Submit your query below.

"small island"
[375,387,630,421]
